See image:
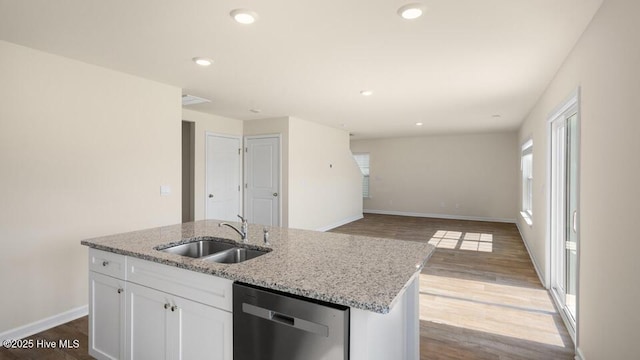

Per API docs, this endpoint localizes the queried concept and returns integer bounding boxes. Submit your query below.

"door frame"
[243,134,282,227]
[546,88,581,344]
[205,132,243,220]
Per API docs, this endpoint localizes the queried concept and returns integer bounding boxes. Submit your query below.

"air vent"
[182,94,211,106]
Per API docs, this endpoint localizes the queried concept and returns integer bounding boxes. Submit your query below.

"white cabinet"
[171,292,232,360]
[126,282,232,360]
[126,283,169,360]
[88,249,233,360]
[89,251,126,360]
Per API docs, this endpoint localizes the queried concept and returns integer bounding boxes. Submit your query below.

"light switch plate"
[160,185,171,196]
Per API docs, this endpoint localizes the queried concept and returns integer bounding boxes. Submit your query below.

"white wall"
[517,0,639,357]
[182,109,243,220]
[351,132,518,222]
[243,117,290,228]
[288,117,363,230]
[0,41,182,333]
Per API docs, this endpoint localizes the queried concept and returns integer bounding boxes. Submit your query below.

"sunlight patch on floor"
[429,230,493,252]
[419,273,568,348]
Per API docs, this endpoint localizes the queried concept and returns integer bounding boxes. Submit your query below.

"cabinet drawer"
[89,249,127,279]
[127,257,233,312]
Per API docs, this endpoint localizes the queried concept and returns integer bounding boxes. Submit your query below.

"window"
[521,139,533,224]
[353,153,370,198]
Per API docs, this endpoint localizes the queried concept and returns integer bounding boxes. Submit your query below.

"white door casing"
[205,133,241,221]
[244,136,280,226]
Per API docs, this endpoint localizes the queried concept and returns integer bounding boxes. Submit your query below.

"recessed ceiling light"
[230,9,258,24]
[192,57,213,66]
[398,3,425,20]
[415,122,423,126]
[250,108,261,113]
[360,90,373,96]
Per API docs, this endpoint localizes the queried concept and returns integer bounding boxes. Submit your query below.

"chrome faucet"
[219,215,248,242]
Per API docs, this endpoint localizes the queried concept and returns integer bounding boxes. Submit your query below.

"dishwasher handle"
[242,303,329,337]
[270,311,294,326]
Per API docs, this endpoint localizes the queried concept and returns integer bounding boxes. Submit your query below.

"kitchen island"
[82,220,434,360]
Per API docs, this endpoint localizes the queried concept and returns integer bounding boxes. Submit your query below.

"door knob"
[273,193,278,197]
[209,194,214,198]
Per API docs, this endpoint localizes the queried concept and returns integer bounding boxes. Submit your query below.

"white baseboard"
[0,305,88,342]
[516,222,546,288]
[363,209,516,224]
[316,214,364,232]
[575,347,585,360]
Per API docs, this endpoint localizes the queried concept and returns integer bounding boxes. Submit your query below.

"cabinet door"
[126,283,170,360]
[168,296,233,360]
[89,272,125,360]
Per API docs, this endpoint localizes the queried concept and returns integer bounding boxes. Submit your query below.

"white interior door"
[206,134,241,221]
[244,136,280,226]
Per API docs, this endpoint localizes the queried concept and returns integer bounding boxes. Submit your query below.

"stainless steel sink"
[160,240,236,258]
[204,248,269,264]
[159,239,269,263]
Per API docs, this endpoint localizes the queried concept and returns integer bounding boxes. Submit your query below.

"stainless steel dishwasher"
[233,282,350,360]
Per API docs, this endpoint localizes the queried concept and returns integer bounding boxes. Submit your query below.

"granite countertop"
[81,220,435,314]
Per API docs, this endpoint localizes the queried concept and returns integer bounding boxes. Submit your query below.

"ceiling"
[0,0,602,139]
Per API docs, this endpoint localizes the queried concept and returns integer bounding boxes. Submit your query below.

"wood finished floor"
[331,214,574,360]
[0,214,574,360]
[0,316,92,360]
